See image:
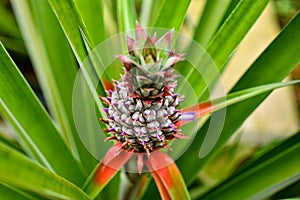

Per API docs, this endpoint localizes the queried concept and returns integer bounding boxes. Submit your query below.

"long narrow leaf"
[78,27,112,94]
[179,80,300,126]
[0,183,37,200]
[207,0,269,70]
[47,0,107,94]
[200,131,300,199]
[117,0,136,33]
[272,180,300,199]
[0,5,24,54]
[74,0,106,44]
[139,0,154,27]
[193,0,231,47]
[0,131,24,154]
[218,0,242,30]
[11,0,83,163]
[182,0,270,99]
[47,0,90,62]
[0,43,85,185]
[0,142,91,200]
[141,0,163,27]
[153,0,191,31]
[0,4,21,38]
[177,10,300,185]
[30,0,97,173]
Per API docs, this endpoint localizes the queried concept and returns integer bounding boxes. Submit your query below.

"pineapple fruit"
[101,23,185,154]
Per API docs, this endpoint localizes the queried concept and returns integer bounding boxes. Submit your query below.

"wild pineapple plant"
[0,0,300,199]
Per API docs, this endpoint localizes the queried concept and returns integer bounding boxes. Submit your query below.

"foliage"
[0,0,299,199]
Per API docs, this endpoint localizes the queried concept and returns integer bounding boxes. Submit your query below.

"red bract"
[89,144,190,200]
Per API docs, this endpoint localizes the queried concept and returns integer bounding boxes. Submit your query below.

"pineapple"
[101,23,185,154]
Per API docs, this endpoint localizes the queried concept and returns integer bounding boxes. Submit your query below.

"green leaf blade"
[0,141,91,200]
[200,132,300,199]
[182,0,270,100]
[11,0,83,163]
[0,5,21,39]
[193,0,232,47]
[117,0,136,33]
[180,80,300,124]
[207,0,270,69]
[177,11,300,185]
[74,0,106,44]
[0,183,37,200]
[47,0,89,62]
[30,0,97,174]
[0,43,85,185]
[153,0,191,31]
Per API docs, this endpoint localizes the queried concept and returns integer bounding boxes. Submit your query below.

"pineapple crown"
[118,22,184,98]
[101,23,185,154]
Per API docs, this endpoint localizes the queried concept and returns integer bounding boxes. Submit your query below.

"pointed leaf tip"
[144,35,155,48]
[136,21,147,41]
[152,32,157,43]
[135,20,140,27]
[118,55,138,70]
[156,29,174,50]
[126,36,136,52]
[142,36,156,58]
[164,54,184,69]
